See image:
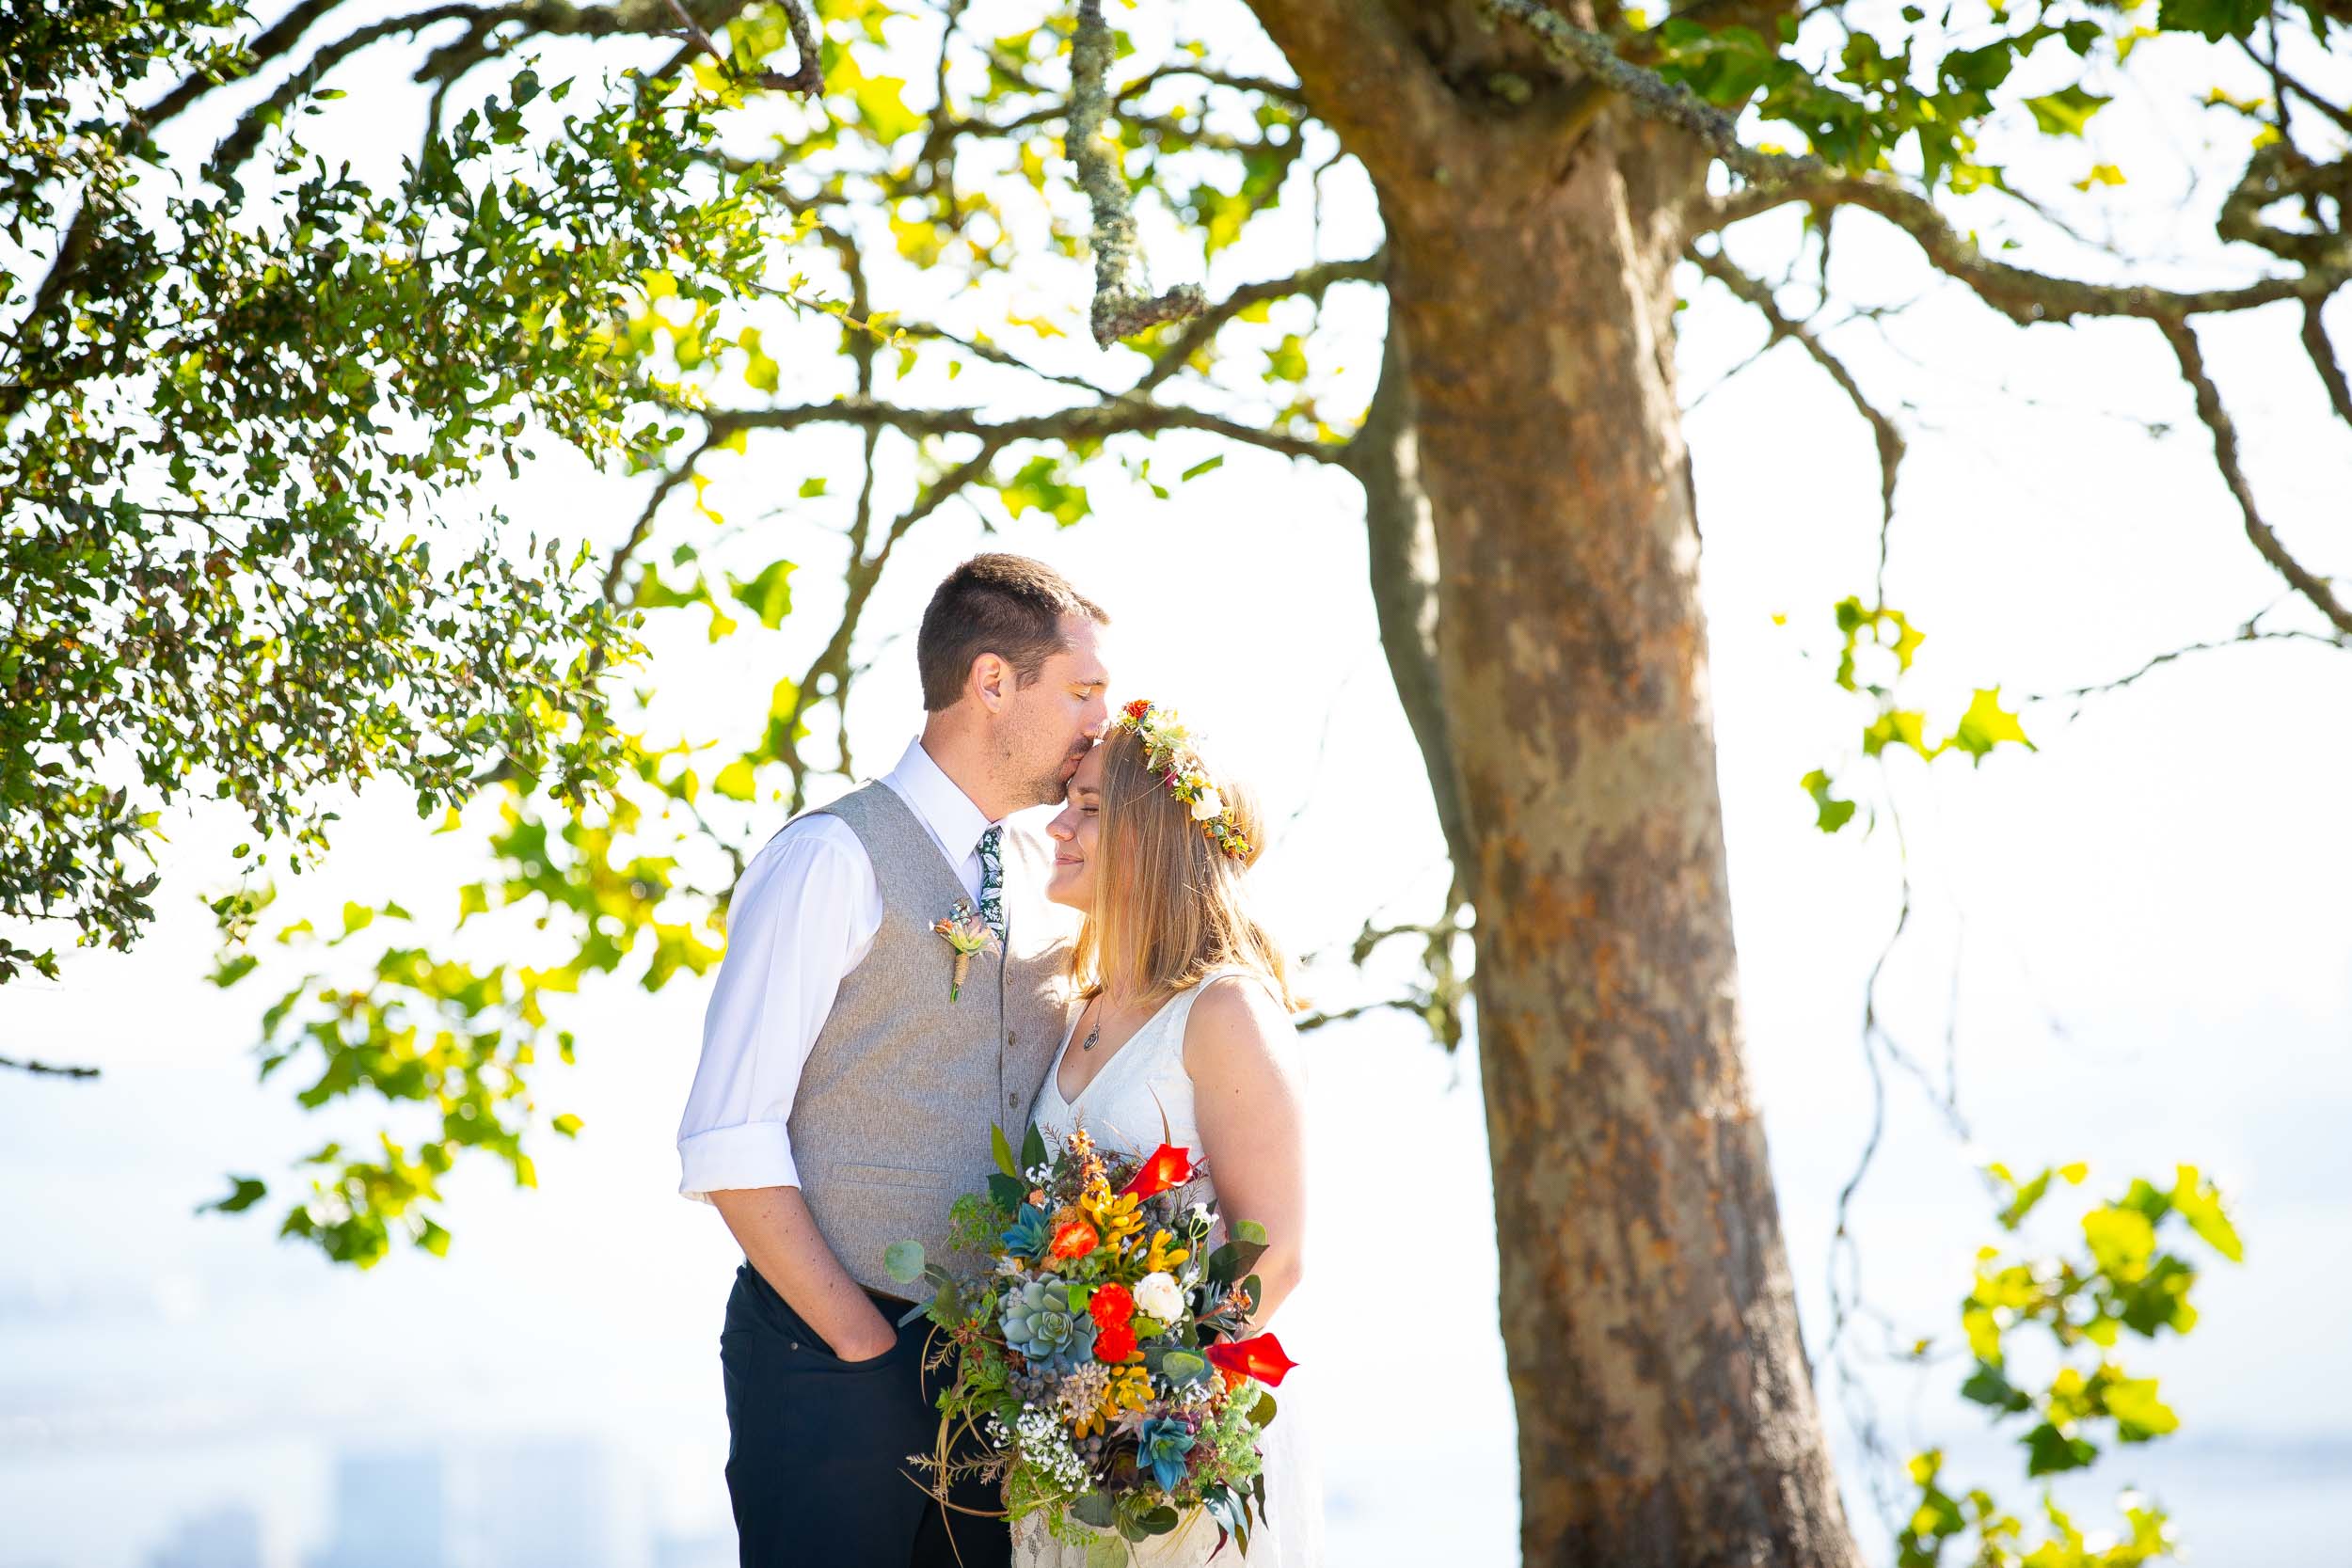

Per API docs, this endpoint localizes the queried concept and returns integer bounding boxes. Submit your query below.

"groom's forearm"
[710,1186,898,1360]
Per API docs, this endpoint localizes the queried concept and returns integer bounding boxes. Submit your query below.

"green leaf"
[713,757,758,801]
[2105,1374,2179,1441]
[988,1173,1028,1214]
[2083,1205,2157,1283]
[1944,687,2036,766]
[2155,0,2267,40]
[1073,1492,1118,1528]
[1021,1122,1048,1176]
[2024,86,2113,137]
[997,453,1090,527]
[883,1240,926,1285]
[199,1176,268,1214]
[2023,1419,2099,1476]
[551,1113,584,1137]
[727,558,796,629]
[1960,1361,2033,1413]
[2169,1165,2245,1262]
[1179,454,1225,483]
[992,1123,1018,1180]
[1800,768,1857,832]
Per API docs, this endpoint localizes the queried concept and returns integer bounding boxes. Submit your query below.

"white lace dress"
[1016,968,1326,1568]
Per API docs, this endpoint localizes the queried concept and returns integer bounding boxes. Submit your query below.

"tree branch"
[1478,0,2352,326]
[2023,625,2345,721]
[0,1052,102,1081]
[203,1,698,181]
[140,0,347,132]
[1130,252,1386,396]
[1701,172,2348,325]
[707,395,1347,465]
[660,0,820,95]
[1483,0,1806,185]
[2158,317,2352,636]
[1071,0,1204,345]
[2303,299,2352,429]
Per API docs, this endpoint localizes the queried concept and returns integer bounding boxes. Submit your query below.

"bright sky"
[5,4,2350,1566]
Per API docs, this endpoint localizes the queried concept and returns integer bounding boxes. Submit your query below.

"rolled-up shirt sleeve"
[676,816,875,1202]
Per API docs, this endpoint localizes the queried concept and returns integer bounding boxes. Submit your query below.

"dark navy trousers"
[721,1260,1009,1568]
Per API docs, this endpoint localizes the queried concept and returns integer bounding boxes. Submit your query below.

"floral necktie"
[976,824,1005,943]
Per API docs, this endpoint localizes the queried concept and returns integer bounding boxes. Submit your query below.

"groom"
[677,553,1109,1566]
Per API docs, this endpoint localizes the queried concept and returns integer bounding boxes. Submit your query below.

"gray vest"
[787,782,1074,1293]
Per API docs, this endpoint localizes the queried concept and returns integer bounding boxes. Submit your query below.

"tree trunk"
[1251,8,1863,1561]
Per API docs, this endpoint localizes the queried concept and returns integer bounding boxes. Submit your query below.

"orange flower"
[1049,1219,1100,1259]
[1095,1323,1138,1362]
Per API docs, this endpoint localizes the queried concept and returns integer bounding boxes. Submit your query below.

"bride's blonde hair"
[1071,725,1296,1010]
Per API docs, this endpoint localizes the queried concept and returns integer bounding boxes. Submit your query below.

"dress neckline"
[1047,986,1187,1110]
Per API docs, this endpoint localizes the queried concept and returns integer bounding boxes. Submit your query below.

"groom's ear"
[970,651,1012,713]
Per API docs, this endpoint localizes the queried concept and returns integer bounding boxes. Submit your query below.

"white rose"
[1189,787,1224,822]
[1135,1271,1185,1322]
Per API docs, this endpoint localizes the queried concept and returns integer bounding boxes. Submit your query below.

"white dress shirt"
[676,737,998,1201]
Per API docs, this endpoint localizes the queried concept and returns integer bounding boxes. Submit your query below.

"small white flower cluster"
[1010,1402,1094,1492]
[1024,1163,1055,1186]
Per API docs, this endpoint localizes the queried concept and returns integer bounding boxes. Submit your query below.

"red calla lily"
[1203,1332,1297,1387]
[1119,1142,1194,1201]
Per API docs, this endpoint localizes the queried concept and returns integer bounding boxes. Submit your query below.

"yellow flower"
[1080,1184,1145,1254]
[1108,1365,1154,1413]
[1144,1228,1190,1275]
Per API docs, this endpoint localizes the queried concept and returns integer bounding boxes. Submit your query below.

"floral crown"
[1109,698,1252,862]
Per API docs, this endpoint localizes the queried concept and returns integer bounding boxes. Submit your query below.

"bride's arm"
[1184,974,1309,1331]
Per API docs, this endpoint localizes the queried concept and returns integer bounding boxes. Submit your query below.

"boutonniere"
[930,897,995,1003]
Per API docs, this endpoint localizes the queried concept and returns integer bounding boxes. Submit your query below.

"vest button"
[1006,1031,1017,1047]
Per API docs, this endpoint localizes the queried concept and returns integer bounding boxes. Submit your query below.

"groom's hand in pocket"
[711,1185,898,1360]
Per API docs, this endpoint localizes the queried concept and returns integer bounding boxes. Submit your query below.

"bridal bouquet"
[885,1123,1295,1560]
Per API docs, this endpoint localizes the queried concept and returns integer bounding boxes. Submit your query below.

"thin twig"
[661,0,821,95]
[2159,316,2352,636]
[0,1053,103,1080]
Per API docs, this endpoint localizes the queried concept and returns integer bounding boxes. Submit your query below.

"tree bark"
[1254,8,1861,1563]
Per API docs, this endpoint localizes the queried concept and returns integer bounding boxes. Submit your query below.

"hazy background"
[6,4,2350,1564]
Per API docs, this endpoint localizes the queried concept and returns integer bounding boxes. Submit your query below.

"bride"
[1018,699,1324,1566]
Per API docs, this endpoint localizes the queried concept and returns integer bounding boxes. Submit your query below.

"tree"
[9,1,2344,1564]
[0,0,767,997]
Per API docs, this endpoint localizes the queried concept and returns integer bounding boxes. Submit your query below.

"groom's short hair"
[917,554,1108,712]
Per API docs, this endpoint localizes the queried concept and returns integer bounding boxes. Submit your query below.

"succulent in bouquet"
[886,1121,1296,1560]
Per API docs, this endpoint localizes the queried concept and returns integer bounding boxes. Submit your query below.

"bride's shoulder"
[1178,969,1300,1080]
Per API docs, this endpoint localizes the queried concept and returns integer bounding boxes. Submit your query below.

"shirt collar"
[884,736,997,858]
